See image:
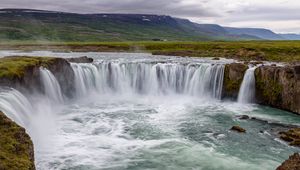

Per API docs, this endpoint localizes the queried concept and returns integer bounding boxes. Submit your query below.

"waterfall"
[71,62,225,99]
[39,67,64,103]
[238,67,257,103]
[0,88,33,127]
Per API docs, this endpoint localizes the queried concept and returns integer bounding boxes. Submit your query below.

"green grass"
[1,41,300,62]
[0,56,56,79]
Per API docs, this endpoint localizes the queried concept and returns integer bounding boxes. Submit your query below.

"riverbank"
[1,41,300,62]
[0,111,35,170]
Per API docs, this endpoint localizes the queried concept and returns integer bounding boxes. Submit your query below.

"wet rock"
[0,56,75,98]
[249,61,264,66]
[67,56,93,63]
[255,65,300,114]
[250,117,268,124]
[236,115,250,120]
[212,57,220,60]
[279,128,300,146]
[277,153,300,170]
[230,126,246,133]
[222,63,248,99]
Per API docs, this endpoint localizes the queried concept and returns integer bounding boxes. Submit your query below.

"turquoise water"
[34,95,300,170]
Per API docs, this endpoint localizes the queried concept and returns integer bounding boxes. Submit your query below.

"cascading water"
[0,88,33,127]
[238,66,257,103]
[39,67,64,103]
[0,53,297,170]
[71,62,225,99]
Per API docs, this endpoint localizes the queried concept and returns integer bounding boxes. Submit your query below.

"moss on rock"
[0,111,35,170]
[222,63,248,99]
[0,56,75,97]
[255,65,300,114]
[0,56,56,79]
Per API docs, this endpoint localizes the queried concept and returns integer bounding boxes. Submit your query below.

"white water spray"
[0,88,34,127]
[238,66,257,103]
[39,67,64,103]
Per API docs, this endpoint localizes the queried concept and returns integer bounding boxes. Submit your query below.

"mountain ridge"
[0,8,298,41]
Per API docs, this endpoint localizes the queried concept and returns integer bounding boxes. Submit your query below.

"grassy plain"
[0,56,55,78]
[0,41,300,62]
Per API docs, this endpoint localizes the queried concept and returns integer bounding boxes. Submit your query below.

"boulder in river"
[279,128,300,146]
[236,115,250,120]
[277,153,300,170]
[230,126,246,133]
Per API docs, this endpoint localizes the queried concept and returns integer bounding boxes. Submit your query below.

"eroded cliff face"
[277,153,300,170]
[0,111,35,170]
[45,58,75,98]
[255,65,300,114]
[0,56,75,98]
[222,63,248,99]
[0,56,77,169]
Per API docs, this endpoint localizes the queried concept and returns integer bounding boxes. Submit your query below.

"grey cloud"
[0,0,299,33]
[226,6,300,21]
[0,0,217,17]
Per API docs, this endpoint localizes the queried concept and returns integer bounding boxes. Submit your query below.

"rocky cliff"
[0,111,35,170]
[0,56,75,98]
[0,56,77,168]
[221,63,300,114]
[255,65,300,114]
[222,63,248,99]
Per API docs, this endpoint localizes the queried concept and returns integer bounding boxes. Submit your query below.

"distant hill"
[0,8,298,42]
[279,34,300,40]
[224,27,284,40]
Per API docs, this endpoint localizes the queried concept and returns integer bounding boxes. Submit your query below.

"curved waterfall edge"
[0,56,299,170]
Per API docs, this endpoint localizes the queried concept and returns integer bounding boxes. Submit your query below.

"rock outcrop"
[255,65,300,114]
[46,58,75,98]
[66,56,93,63]
[0,56,75,98]
[277,153,300,170]
[222,63,248,99]
[0,111,35,170]
[279,128,300,146]
[230,125,246,133]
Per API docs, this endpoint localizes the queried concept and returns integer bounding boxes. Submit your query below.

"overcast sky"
[1,0,299,33]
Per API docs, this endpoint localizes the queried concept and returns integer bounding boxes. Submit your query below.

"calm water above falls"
[0,52,299,170]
